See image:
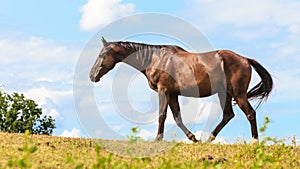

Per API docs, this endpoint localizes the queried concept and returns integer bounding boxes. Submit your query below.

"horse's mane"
[112,41,188,53]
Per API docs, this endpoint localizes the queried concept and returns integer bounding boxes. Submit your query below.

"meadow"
[0,126,299,169]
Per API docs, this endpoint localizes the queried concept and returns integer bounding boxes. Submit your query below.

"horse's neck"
[121,46,154,71]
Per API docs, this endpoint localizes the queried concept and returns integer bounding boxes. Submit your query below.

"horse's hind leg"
[208,93,235,142]
[169,94,198,143]
[235,95,259,143]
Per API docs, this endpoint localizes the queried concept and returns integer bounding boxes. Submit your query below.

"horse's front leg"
[156,89,170,141]
[169,94,198,143]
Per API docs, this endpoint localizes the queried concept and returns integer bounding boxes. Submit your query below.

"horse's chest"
[146,68,176,90]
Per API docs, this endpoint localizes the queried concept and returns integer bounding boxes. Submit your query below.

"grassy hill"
[0,131,299,169]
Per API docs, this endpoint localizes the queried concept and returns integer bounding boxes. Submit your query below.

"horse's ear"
[101,37,108,47]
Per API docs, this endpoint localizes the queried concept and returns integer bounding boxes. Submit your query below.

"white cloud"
[60,128,81,138]
[49,109,64,121]
[268,69,300,103]
[0,36,79,90]
[288,24,300,34]
[162,97,222,129]
[187,0,300,43]
[79,0,135,31]
[231,27,280,42]
[0,35,81,136]
[138,129,156,141]
[24,87,72,106]
[0,36,78,96]
[0,37,78,65]
[185,0,300,68]
[189,0,300,27]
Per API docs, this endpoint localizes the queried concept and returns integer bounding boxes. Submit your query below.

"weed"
[127,126,142,143]
[251,116,285,168]
[7,130,37,168]
[292,135,297,149]
[93,144,114,169]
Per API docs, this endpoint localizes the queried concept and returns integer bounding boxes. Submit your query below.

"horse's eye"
[100,47,111,57]
[100,50,106,56]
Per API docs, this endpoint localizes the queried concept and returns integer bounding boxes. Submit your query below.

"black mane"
[106,41,186,71]
[112,41,187,53]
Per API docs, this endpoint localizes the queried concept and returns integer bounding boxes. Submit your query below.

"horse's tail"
[247,58,273,107]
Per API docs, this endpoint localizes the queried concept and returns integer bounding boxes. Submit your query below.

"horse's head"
[90,37,124,82]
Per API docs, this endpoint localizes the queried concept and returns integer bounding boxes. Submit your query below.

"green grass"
[0,131,299,168]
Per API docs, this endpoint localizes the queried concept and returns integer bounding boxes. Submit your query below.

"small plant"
[259,116,283,145]
[7,130,37,168]
[92,144,113,169]
[292,135,297,149]
[251,116,283,168]
[127,126,142,142]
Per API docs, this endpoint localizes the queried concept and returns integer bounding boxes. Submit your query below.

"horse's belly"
[175,77,215,97]
[174,68,225,97]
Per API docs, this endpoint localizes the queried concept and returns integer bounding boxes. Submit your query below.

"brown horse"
[90,37,273,143]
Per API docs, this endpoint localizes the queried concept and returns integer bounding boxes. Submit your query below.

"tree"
[0,90,55,135]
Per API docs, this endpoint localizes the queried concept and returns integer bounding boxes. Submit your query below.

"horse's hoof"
[250,138,259,145]
[191,136,198,143]
[187,133,198,143]
[155,134,163,141]
[207,134,216,143]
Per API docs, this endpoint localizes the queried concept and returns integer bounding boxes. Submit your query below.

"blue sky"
[1,0,300,143]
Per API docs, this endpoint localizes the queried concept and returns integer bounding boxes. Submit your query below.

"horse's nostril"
[89,73,100,82]
[89,74,95,82]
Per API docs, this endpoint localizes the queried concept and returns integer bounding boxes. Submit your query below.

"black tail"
[247,58,273,107]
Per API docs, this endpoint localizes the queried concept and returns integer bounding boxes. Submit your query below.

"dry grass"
[0,132,299,169]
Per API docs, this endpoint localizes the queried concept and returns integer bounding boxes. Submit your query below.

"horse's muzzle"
[89,73,100,83]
